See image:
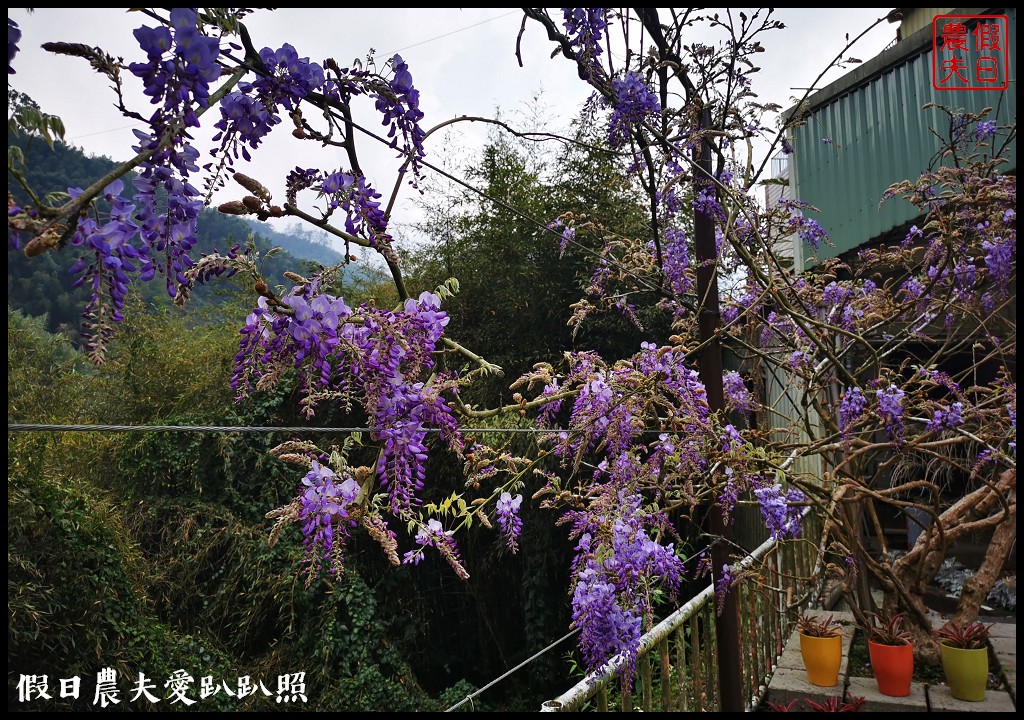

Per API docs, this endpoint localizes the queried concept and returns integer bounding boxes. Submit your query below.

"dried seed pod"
[218,200,249,215]
[23,227,63,257]
[233,173,271,202]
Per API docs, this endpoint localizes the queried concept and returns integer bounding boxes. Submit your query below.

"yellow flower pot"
[799,632,842,687]
[940,642,988,701]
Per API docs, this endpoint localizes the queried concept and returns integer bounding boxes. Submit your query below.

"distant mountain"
[241,219,347,268]
[6,129,366,338]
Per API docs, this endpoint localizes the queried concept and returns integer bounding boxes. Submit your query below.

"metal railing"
[540,513,823,712]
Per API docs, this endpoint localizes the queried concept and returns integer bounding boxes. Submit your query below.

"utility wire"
[58,13,514,148]
[45,9,687,304]
[444,628,580,713]
[381,10,521,57]
[211,39,672,300]
[441,538,723,712]
[7,422,673,436]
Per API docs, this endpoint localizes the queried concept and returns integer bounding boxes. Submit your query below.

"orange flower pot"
[868,639,913,696]
[799,632,842,687]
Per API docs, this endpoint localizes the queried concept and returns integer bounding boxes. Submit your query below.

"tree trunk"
[949,470,1016,628]
[889,468,1015,665]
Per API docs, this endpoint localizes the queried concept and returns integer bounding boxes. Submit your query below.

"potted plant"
[797,613,844,687]
[765,694,866,712]
[805,694,867,712]
[935,620,992,701]
[865,610,914,697]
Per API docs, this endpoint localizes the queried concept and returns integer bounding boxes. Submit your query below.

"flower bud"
[233,173,271,202]
[218,200,249,215]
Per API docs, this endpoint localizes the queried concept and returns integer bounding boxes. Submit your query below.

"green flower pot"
[939,642,988,701]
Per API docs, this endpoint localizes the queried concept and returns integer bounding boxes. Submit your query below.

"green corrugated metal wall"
[791,7,1016,265]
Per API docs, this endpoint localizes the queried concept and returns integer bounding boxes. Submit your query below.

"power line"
[7,422,566,434]
[56,12,516,151]
[442,538,722,712]
[36,10,673,304]
[444,628,580,712]
[211,38,672,300]
[64,122,147,142]
[381,10,521,57]
[7,422,671,436]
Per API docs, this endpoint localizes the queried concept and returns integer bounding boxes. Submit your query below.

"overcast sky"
[9,8,896,246]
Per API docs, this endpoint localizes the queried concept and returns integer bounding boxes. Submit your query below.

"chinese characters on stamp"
[933,14,1009,90]
[16,669,308,706]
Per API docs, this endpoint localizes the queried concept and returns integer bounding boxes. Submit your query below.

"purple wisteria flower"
[926,402,964,433]
[58,8,221,356]
[566,492,683,682]
[694,186,726,223]
[661,226,692,297]
[496,491,524,553]
[299,460,361,576]
[715,563,736,611]
[974,120,997,140]
[876,383,906,443]
[983,236,1014,289]
[605,71,661,148]
[130,9,220,126]
[760,310,796,349]
[721,424,743,453]
[778,206,830,252]
[951,113,971,144]
[839,386,867,439]
[753,482,805,540]
[789,350,810,372]
[558,225,576,257]
[234,287,459,524]
[723,371,756,414]
[572,560,643,674]
[536,377,564,428]
[902,225,924,248]
[375,54,427,179]
[562,8,608,72]
[251,42,325,111]
[215,90,280,158]
[318,171,392,247]
[403,518,469,580]
[718,467,738,519]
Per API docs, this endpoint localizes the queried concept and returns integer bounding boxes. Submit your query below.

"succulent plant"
[935,620,992,650]
[805,694,866,712]
[797,612,844,638]
[866,610,913,646]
